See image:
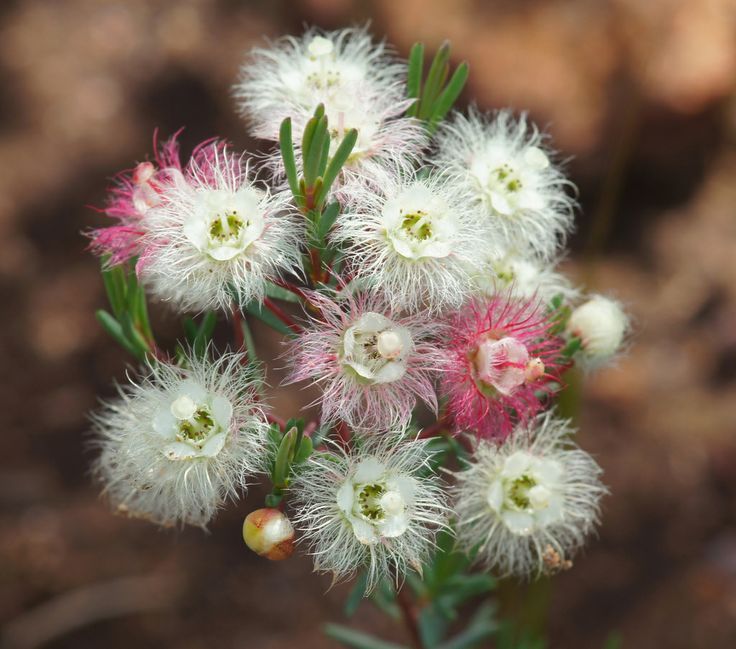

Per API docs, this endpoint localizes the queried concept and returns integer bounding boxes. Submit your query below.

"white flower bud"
[567,295,627,361]
[243,508,295,561]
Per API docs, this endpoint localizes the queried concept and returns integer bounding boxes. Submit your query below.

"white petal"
[523,146,549,169]
[153,408,176,437]
[502,510,535,535]
[170,395,197,420]
[379,512,409,538]
[502,451,533,479]
[372,360,406,384]
[487,480,504,512]
[345,360,376,381]
[353,312,392,334]
[179,380,207,403]
[350,517,379,545]
[211,395,233,428]
[536,497,564,527]
[388,475,417,506]
[336,481,354,514]
[182,217,208,249]
[354,457,385,483]
[491,191,513,216]
[200,432,227,457]
[533,458,564,485]
[162,442,197,461]
[208,245,242,261]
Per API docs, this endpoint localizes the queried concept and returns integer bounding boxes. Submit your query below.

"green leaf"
[264,281,301,303]
[293,435,313,464]
[418,41,451,120]
[279,117,302,204]
[419,602,452,648]
[244,301,296,337]
[323,624,408,649]
[272,426,298,487]
[562,336,583,358]
[603,632,623,649]
[406,42,425,116]
[315,128,358,206]
[304,113,329,188]
[100,264,126,318]
[264,490,283,508]
[96,310,140,358]
[436,601,497,649]
[429,61,469,130]
[192,311,216,357]
[344,571,369,616]
[317,200,341,242]
[182,317,198,344]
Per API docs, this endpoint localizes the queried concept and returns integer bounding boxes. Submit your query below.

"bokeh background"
[2,0,736,647]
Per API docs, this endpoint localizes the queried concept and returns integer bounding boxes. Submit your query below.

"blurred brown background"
[1,0,736,647]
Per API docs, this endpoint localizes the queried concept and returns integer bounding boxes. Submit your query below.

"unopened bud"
[567,295,627,361]
[243,508,295,561]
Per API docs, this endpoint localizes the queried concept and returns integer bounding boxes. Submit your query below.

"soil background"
[2,1,736,648]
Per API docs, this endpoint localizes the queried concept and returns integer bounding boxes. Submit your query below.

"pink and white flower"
[88,131,186,268]
[285,291,445,431]
[439,294,565,439]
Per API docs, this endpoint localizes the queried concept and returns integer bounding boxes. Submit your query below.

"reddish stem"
[266,412,286,429]
[263,297,302,334]
[396,585,422,649]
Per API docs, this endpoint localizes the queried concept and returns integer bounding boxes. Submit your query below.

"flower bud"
[567,295,627,361]
[243,508,295,561]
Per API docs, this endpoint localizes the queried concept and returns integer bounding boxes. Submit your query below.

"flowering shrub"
[87,26,628,648]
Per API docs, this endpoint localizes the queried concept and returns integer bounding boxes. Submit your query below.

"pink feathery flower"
[440,294,565,440]
[285,290,445,432]
[88,131,227,270]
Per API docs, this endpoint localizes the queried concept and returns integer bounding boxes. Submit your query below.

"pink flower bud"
[243,508,295,561]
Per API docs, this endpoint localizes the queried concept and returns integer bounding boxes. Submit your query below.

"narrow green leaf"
[304,115,328,187]
[315,128,358,206]
[272,426,298,487]
[419,41,451,120]
[293,435,313,464]
[182,317,198,344]
[100,264,126,318]
[436,601,497,649]
[264,490,283,508]
[244,301,295,337]
[95,310,140,358]
[301,111,321,163]
[344,571,369,616]
[263,281,301,303]
[279,118,301,202]
[317,200,341,242]
[323,624,408,649]
[419,602,452,648]
[429,61,469,129]
[407,42,425,116]
[562,336,583,358]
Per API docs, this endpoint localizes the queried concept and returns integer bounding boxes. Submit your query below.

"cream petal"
[487,480,504,512]
[200,432,227,457]
[179,380,207,403]
[502,510,535,535]
[536,497,564,527]
[336,481,354,514]
[353,312,392,334]
[379,513,409,538]
[208,245,243,261]
[350,517,379,545]
[153,408,176,437]
[523,146,550,169]
[491,191,513,216]
[162,442,197,461]
[387,475,417,506]
[502,451,533,479]
[354,457,385,483]
[421,239,453,259]
[389,234,417,259]
[211,395,233,428]
[372,360,406,384]
[533,458,564,485]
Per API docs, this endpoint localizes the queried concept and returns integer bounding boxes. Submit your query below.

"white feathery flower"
[291,434,449,591]
[235,27,426,195]
[433,109,575,260]
[333,169,493,313]
[92,352,270,528]
[567,294,629,366]
[452,412,605,578]
[472,249,580,305]
[141,145,303,312]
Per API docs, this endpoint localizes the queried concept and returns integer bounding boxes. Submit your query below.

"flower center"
[473,335,544,396]
[401,210,433,241]
[356,483,387,521]
[305,37,342,90]
[171,396,217,446]
[341,313,411,385]
[208,210,245,246]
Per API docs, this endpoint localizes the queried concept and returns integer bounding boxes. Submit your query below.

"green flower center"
[493,164,522,193]
[508,474,536,509]
[357,483,386,521]
[177,406,215,443]
[209,211,245,243]
[400,210,433,241]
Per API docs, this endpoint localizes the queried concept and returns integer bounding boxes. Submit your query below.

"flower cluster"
[87,26,629,596]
